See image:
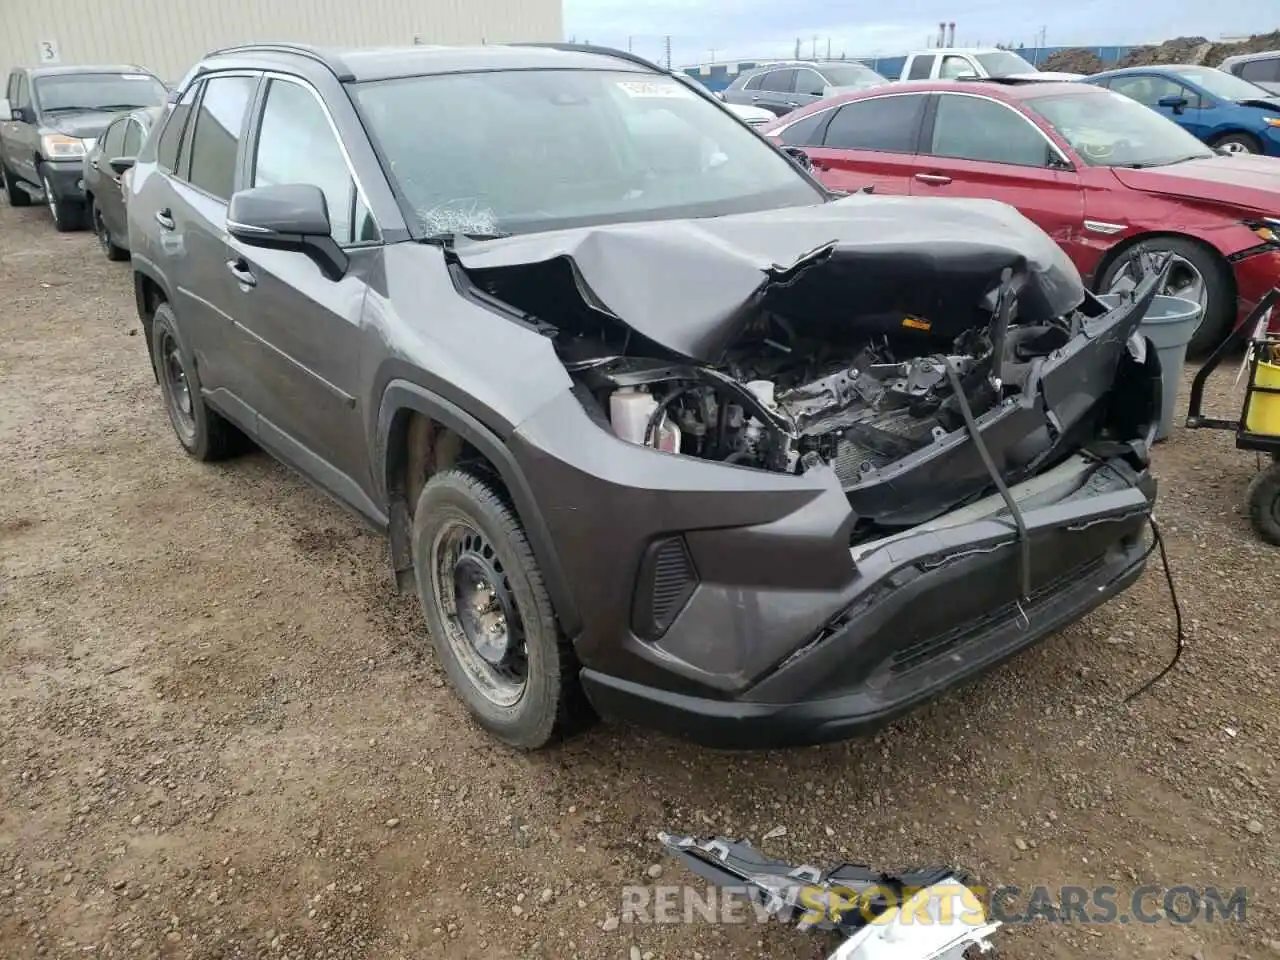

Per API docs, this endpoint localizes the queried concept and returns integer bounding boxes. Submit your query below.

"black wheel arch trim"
[375,379,582,639]
[131,258,174,382]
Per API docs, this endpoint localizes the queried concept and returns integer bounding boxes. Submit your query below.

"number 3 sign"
[37,40,61,63]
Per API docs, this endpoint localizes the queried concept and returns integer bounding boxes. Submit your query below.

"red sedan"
[763,80,1280,352]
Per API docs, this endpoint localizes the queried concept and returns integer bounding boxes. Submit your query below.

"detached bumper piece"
[660,833,1000,960]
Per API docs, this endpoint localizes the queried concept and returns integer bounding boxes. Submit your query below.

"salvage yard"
[1,196,1278,960]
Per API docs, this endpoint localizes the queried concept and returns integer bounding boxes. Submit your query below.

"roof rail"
[202,42,354,81]
[508,42,667,75]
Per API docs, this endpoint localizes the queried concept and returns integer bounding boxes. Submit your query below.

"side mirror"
[781,145,813,171]
[227,183,348,281]
[1157,94,1188,113]
[108,156,135,176]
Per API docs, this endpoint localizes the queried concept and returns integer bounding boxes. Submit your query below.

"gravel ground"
[1,197,1278,960]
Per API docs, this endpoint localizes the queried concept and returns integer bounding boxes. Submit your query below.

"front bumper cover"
[583,455,1154,748]
[42,160,86,203]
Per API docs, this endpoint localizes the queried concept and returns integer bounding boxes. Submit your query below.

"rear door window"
[822,95,926,152]
[743,73,764,91]
[185,74,257,201]
[760,69,797,93]
[157,84,198,173]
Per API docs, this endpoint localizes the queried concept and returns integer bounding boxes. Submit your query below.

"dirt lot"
[1,197,1278,960]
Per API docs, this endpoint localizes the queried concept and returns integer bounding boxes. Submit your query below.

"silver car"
[721,60,888,116]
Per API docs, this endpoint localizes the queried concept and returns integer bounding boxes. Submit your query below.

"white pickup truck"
[898,48,1082,82]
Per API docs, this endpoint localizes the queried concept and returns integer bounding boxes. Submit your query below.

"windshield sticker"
[121,74,152,80]
[615,80,693,99]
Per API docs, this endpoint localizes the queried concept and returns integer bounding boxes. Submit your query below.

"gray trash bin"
[1096,294,1203,442]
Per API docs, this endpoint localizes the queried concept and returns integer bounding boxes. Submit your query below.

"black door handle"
[154,208,174,230]
[226,258,257,287]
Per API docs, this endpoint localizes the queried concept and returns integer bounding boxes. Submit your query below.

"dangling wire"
[1123,515,1185,703]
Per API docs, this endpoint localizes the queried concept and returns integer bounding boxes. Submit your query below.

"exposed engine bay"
[563,309,1039,487]
[451,196,1163,542]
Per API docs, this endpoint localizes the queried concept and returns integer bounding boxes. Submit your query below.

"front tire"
[92,199,128,261]
[150,303,240,461]
[1098,237,1234,357]
[412,468,587,749]
[1213,131,1262,155]
[40,168,87,232]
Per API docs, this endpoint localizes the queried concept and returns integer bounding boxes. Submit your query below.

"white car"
[899,48,1081,82]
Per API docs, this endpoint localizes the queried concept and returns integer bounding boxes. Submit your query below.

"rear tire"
[411,468,589,749]
[2,165,31,207]
[150,302,240,462]
[1098,237,1234,358]
[1247,462,1280,546]
[40,167,87,232]
[92,199,128,261]
[1213,131,1262,155]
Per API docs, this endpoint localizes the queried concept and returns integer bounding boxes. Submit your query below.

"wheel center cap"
[453,554,512,666]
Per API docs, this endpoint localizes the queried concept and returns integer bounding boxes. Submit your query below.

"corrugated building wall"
[0,0,563,84]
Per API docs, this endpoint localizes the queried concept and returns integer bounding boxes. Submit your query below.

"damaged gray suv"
[127,42,1165,749]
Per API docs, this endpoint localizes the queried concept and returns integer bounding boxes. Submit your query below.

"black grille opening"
[632,536,699,641]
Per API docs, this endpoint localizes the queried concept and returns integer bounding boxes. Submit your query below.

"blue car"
[1083,64,1280,156]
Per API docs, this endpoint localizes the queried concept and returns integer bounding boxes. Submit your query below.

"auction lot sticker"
[616,80,693,98]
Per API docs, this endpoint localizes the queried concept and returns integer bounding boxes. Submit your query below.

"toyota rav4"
[127,42,1165,749]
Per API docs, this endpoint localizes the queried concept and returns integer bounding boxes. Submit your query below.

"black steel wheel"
[149,303,240,461]
[412,468,589,748]
[92,200,128,261]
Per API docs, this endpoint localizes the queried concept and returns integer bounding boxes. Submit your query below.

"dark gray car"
[83,106,161,260]
[0,65,166,231]
[128,42,1164,750]
[721,60,889,115]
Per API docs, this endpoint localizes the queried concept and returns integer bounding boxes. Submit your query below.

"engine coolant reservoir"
[610,387,681,452]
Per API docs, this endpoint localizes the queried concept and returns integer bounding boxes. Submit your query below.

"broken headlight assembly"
[660,833,1000,960]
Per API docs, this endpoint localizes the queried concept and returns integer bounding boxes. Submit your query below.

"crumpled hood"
[1110,153,1280,212]
[41,111,117,140]
[453,194,1084,363]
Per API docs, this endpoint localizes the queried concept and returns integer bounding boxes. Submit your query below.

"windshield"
[1166,66,1274,101]
[974,51,1037,76]
[1028,90,1214,167]
[821,64,888,88]
[33,73,166,113]
[352,70,822,237]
